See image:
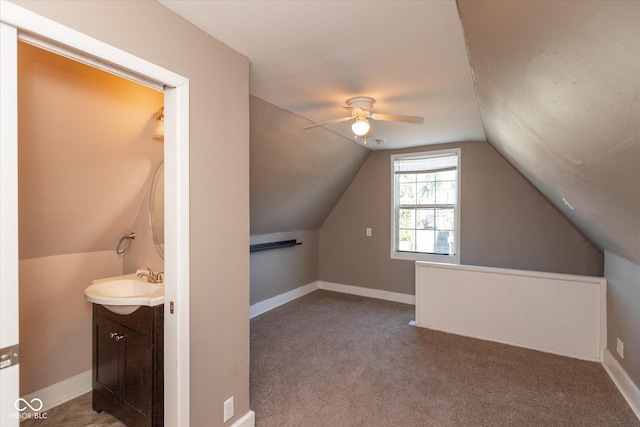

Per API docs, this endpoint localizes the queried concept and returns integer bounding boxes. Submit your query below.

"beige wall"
[250,230,319,305]
[18,42,164,259]
[19,252,122,395]
[320,141,603,295]
[13,1,250,425]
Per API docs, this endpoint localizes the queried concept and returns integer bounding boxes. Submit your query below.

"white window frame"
[390,148,461,264]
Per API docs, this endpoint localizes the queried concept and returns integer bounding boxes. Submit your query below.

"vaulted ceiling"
[457,1,640,265]
[159,1,640,266]
[159,0,485,149]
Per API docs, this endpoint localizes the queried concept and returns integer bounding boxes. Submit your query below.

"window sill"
[391,251,459,264]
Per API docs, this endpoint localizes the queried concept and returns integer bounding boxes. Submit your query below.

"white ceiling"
[158,0,486,150]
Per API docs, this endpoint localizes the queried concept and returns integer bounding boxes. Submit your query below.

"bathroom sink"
[85,272,164,315]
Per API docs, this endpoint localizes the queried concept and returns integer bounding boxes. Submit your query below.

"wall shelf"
[250,239,302,253]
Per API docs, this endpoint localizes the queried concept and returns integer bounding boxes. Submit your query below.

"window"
[391,149,460,263]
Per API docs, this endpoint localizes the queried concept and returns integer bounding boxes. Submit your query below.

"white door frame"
[0,3,190,426]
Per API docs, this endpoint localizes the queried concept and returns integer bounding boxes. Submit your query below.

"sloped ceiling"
[457,0,640,265]
[159,0,639,260]
[18,42,164,259]
[250,96,369,234]
[159,0,485,150]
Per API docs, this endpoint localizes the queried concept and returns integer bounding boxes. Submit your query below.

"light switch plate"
[224,396,234,422]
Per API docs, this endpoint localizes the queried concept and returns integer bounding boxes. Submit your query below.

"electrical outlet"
[617,338,624,359]
[224,396,234,423]
[366,228,372,237]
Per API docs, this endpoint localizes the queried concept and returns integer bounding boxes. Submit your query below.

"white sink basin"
[85,272,164,315]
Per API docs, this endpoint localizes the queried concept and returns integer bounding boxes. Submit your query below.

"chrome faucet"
[137,268,163,283]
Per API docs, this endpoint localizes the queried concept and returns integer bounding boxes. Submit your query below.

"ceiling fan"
[304,97,424,141]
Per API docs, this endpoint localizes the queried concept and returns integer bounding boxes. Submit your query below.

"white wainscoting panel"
[415,262,606,361]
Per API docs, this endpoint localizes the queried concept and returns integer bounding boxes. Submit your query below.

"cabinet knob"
[115,335,126,342]
[109,332,119,339]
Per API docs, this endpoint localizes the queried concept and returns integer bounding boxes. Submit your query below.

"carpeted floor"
[250,290,639,427]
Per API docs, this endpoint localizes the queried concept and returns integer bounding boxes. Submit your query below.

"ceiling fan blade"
[304,116,353,130]
[369,113,424,124]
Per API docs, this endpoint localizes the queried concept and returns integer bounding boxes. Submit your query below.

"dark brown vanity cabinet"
[93,304,163,427]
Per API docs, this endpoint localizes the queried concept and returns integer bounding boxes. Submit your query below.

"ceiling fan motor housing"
[346,96,375,114]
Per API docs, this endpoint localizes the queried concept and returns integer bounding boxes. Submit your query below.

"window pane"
[417,182,435,204]
[416,209,434,230]
[436,170,456,181]
[434,231,452,254]
[399,209,415,229]
[398,229,415,252]
[398,183,415,204]
[435,208,454,231]
[398,174,416,183]
[416,172,435,183]
[435,181,456,204]
[416,230,435,253]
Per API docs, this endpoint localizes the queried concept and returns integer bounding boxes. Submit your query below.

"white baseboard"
[250,281,319,319]
[250,280,415,320]
[318,281,415,305]
[602,349,640,420]
[230,410,255,427]
[20,370,92,416]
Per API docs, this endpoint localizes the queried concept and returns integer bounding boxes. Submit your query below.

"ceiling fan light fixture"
[352,117,370,136]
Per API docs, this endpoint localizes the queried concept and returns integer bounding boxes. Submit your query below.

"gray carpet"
[250,290,639,427]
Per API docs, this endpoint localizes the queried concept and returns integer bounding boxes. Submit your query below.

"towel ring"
[116,232,136,255]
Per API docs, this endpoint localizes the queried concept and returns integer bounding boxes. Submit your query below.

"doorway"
[17,40,164,415]
[0,4,190,426]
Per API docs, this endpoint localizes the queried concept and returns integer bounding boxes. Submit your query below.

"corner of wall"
[604,250,640,391]
[250,230,320,305]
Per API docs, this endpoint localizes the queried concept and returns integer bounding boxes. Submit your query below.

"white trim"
[230,410,256,427]
[0,2,186,88]
[0,3,190,425]
[163,82,191,427]
[250,281,415,319]
[318,281,415,305]
[416,260,608,284]
[602,349,640,420]
[250,282,319,319]
[0,21,19,350]
[18,33,164,92]
[0,20,20,427]
[19,370,92,417]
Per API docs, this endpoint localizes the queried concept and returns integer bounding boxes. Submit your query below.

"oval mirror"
[149,160,164,259]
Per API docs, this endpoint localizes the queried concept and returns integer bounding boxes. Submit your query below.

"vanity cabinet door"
[92,305,162,427]
[119,325,154,427]
[93,315,119,406]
